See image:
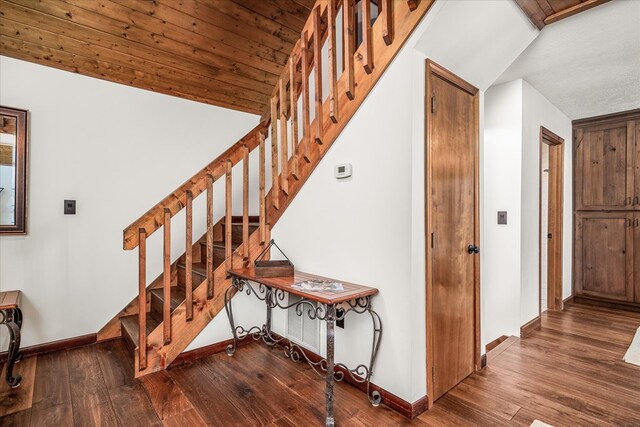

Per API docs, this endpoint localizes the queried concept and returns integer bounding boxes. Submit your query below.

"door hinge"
[547,233,553,239]
[431,232,435,249]
[431,94,436,114]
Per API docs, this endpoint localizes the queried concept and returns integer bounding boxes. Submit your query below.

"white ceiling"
[495,0,640,120]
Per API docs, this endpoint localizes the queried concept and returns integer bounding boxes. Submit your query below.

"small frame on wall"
[0,106,28,235]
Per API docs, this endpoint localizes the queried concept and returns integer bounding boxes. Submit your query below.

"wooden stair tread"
[150,286,186,311]
[121,314,160,349]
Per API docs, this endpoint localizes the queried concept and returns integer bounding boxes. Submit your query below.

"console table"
[225,269,382,427]
[0,290,23,387]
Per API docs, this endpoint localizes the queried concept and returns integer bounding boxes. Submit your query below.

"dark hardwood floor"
[1,303,639,426]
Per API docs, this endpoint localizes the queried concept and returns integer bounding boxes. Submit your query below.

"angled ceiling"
[496,0,640,119]
[514,0,611,29]
[0,0,316,114]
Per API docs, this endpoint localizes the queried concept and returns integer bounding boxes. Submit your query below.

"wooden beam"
[514,0,546,29]
[544,0,611,25]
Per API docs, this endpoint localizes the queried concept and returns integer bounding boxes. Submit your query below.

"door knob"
[467,244,480,254]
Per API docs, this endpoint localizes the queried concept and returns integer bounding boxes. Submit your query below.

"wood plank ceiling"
[0,0,316,114]
[514,0,611,30]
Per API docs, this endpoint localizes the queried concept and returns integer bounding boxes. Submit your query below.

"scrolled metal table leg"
[365,308,383,406]
[224,281,240,356]
[4,309,22,387]
[325,304,336,427]
[15,307,23,362]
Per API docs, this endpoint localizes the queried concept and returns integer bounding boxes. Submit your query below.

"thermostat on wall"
[335,163,352,179]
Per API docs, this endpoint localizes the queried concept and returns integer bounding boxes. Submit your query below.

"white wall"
[482,78,572,344]
[0,56,266,349]
[520,80,572,325]
[483,80,524,341]
[271,0,538,403]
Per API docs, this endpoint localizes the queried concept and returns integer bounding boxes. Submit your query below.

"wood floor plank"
[66,346,119,426]
[140,371,193,421]
[31,352,71,411]
[0,408,31,427]
[29,403,73,426]
[94,340,134,390]
[0,356,37,418]
[161,407,207,427]
[108,383,162,426]
[168,359,254,426]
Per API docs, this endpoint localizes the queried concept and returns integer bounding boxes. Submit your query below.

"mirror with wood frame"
[0,106,28,234]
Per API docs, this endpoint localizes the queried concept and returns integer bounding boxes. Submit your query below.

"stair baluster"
[259,131,267,245]
[185,190,193,321]
[279,78,289,195]
[312,5,324,145]
[242,146,250,265]
[138,228,147,370]
[328,0,339,124]
[300,30,312,162]
[270,95,280,209]
[206,175,214,299]
[289,54,300,180]
[225,160,233,272]
[343,0,356,100]
[380,0,393,45]
[163,208,171,344]
[362,0,374,74]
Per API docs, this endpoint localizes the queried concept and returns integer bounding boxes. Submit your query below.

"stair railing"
[123,122,267,370]
[122,0,425,373]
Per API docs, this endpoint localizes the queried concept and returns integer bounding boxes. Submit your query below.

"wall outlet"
[336,308,345,328]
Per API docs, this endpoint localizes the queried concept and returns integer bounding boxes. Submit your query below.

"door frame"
[539,127,564,313]
[424,60,480,409]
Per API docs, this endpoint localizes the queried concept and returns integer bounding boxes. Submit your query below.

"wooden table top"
[0,291,21,310]
[228,269,378,305]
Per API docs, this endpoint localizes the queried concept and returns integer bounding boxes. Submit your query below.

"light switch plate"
[64,200,76,215]
[497,211,507,225]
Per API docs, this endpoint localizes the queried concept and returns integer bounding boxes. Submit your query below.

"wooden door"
[636,212,640,303]
[540,128,564,311]
[574,121,635,210]
[425,61,479,405]
[635,120,640,209]
[575,212,634,302]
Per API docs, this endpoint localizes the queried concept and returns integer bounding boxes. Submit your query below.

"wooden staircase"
[99,0,435,378]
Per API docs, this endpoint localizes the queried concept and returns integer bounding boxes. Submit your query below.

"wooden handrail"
[122,122,267,250]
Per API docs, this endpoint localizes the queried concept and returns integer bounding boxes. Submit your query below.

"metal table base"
[224,276,382,427]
